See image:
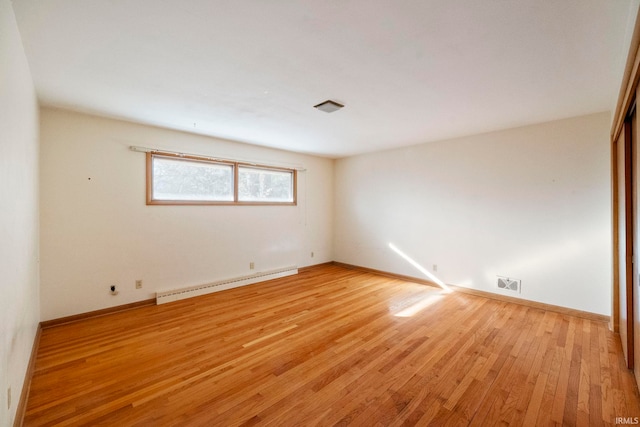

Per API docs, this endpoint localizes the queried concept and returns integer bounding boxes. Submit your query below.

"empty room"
[4,0,640,425]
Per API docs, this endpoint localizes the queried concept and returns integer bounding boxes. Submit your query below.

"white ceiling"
[12,0,639,158]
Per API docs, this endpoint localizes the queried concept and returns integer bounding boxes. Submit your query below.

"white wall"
[334,112,612,315]
[0,0,40,424]
[40,108,334,321]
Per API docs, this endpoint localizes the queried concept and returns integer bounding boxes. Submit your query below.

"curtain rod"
[129,145,306,171]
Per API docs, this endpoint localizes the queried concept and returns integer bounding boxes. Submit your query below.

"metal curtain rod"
[128,145,307,171]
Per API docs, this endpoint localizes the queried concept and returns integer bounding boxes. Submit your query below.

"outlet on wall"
[311,251,314,258]
[433,264,438,272]
[135,280,142,289]
[7,386,11,409]
[250,262,254,270]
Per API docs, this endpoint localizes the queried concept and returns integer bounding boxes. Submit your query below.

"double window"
[147,153,296,205]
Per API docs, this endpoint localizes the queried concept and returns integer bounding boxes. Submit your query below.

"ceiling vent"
[314,100,344,113]
[497,277,521,293]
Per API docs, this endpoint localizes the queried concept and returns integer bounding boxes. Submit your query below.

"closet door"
[618,115,634,368]
[632,103,640,383]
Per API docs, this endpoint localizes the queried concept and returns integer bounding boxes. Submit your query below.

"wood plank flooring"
[23,265,640,426]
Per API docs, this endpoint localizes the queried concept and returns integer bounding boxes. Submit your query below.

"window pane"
[152,156,234,201]
[238,166,293,202]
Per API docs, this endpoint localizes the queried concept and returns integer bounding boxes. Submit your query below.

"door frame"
[611,5,640,380]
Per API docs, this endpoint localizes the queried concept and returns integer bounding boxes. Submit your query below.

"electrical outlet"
[311,251,314,258]
[7,386,11,409]
[135,280,142,289]
[433,264,438,272]
[250,262,254,270]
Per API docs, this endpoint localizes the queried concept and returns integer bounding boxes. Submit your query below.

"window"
[151,156,234,202]
[146,153,296,205]
[238,166,294,203]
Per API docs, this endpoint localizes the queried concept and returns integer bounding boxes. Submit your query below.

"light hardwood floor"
[23,265,640,426]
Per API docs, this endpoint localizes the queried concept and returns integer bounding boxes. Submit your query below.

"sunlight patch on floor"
[393,293,444,317]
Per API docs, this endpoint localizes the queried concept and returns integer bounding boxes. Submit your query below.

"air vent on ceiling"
[313,100,344,113]
[497,276,521,293]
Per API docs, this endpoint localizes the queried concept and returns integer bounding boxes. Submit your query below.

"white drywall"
[39,109,334,321]
[0,0,40,424]
[334,112,612,315]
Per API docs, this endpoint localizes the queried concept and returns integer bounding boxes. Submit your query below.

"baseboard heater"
[156,266,298,305]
